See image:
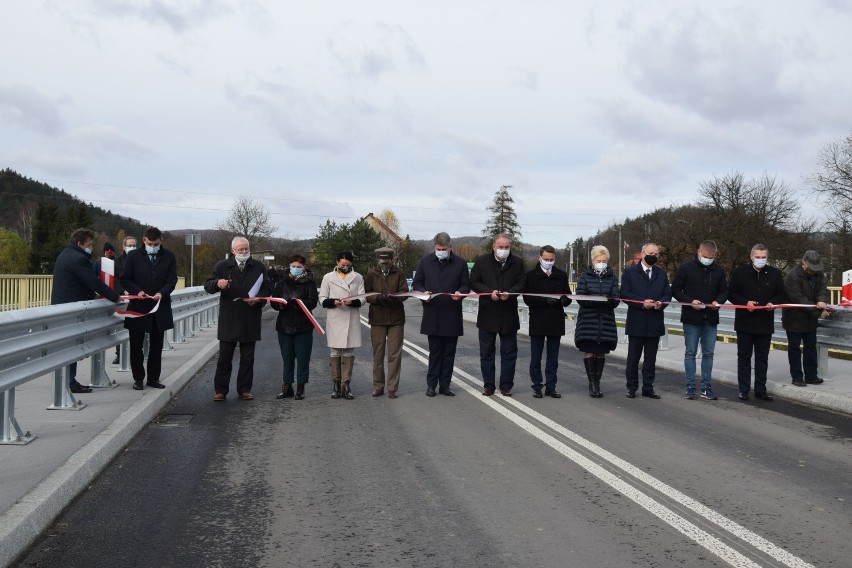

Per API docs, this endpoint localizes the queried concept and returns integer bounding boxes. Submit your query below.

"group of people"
[53,227,831,403]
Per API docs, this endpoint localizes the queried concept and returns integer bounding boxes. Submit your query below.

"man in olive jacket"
[470,234,525,396]
[365,247,409,398]
[728,244,786,401]
[204,236,272,401]
[782,250,830,387]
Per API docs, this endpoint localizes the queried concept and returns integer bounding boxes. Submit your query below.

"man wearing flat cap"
[782,250,830,387]
[365,247,409,398]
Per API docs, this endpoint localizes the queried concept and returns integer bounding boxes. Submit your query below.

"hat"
[103,242,115,252]
[802,250,823,272]
[375,247,394,259]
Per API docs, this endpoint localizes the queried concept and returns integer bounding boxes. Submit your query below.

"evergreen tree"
[29,202,67,273]
[482,185,522,252]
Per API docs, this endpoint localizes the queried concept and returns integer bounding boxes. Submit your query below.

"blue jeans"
[479,329,518,391]
[786,330,818,380]
[683,321,717,390]
[529,335,561,392]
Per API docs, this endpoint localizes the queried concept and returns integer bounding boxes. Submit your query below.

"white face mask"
[235,252,251,263]
[752,258,768,269]
[699,256,714,266]
[495,249,510,260]
[125,246,136,253]
[539,258,555,271]
[594,262,608,273]
[435,249,449,260]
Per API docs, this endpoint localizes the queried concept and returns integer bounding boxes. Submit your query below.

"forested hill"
[0,168,148,238]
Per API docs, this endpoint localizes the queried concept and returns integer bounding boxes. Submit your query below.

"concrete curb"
[0,338,220,568]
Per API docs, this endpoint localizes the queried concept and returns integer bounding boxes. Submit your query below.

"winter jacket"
[120,247,178,333]
[522,265,571,336]
[51,245,121,305]
[671,258,729,325]
[412,252,470,337]
[469,252,525,334]
[728,263,786,335]
[782,265,829,333]
[364,264,409,326]
[270,270,319,335]
[318,270,365,348]
[203,257,272,342]
[573,265,621,350]
[621,262,672,337]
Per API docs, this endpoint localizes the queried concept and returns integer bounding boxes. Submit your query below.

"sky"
[2,0,851,247]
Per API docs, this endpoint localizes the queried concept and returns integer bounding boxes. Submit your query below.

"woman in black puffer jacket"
[574,245,621,398]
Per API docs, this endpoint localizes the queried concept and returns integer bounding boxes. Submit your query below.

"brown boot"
[330,357,342,399]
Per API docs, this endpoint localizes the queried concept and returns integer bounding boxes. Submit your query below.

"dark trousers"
[736,332,771,394]
[529,335,560,392]
[277,331,313,385]
[426,335,458,389]
[69,361,79,385]
[786,330,819,380]
[129,329,165,384]
[479,329,518,391]
[215,341,256,394]
[625,335,660,393]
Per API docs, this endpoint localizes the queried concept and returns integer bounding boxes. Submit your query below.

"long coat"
[412,252,470,337]
[728,263,786,335]
[319,270,365,348]
[271,270,319,335]
[573,266,621,350]
[120,247,178,333]
[522,265,571,336]
[51,245,121,305]
[620,262,672,337]
[782,265,829,333]
[470,252,526,334]
[203,257,272,343]
[364,264,409,326]
[671,258,728,325]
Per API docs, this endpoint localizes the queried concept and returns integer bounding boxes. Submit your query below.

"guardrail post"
[818,345,830,376]
[90,350,118,388]
[659,328,669,351]
[1,389,36,445]
[118,340,130,372]
[47,367,87,411]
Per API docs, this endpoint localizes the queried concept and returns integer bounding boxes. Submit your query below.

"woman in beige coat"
[319,251,365,399]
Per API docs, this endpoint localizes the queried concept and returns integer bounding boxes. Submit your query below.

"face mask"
[337,265,351,274]
[378,259,392,265]
[699,256,714,266]
[83,247,93,255]
[435,249,449,260]
[289,266,304,277]
[594,262,608,273]
[539,259,555,271]
[495,249,510,260]
[644,255,658,266]
[145,245,160,255]
[125,246,135,253]
[752,258,767,269]
[235,252,251,263]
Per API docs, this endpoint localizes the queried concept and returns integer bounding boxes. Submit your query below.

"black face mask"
[644,255,658,266]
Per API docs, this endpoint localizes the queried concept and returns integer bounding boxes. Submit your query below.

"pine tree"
[482,185,522,251]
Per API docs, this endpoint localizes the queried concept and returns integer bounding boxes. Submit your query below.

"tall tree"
[377,208,401,238]
[812,131,852,217]
[0,227,30,274]
[29,202,67,273]
[216,196,278,249]
[482,184,522,251]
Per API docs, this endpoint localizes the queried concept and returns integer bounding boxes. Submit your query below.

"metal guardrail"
[0,287,219,445]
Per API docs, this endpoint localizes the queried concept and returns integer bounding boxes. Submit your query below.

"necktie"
[238,262,245,272]
[646,268,651,279]
[149,254,156,264]
[545,270,551,277]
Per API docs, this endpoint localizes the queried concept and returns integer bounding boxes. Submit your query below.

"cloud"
[68,125,155,161]
[86,0,232,33]
[329,22,427,82]
[588,142,687,197]
[0,84,67,135]
[510,67,538,90]
[156,53,192,76]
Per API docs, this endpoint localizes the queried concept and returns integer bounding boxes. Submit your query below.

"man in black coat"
[522,245,571,398]
[728,244,786,401]
[51,228,122,393]
[470,234,525,396]
[671,240,728,400]
[782,250,830,387]
[204,236,272,401]
[120,227,178,391]
[412,232,470,397]
[620,242,672,399]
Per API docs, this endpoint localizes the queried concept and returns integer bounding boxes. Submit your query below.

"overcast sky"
[2,1,851,247]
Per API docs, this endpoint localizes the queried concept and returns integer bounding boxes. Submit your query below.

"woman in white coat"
[319,251,365,399]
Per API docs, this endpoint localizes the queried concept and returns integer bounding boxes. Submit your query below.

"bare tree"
[812,132,852,216]
[377,208,401,237]
[14,201,37,242]
[215,196,278,249]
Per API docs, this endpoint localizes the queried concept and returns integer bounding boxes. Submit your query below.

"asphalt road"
[15,304,852,567]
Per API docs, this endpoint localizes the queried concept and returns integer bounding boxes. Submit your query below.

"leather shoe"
[439,387,455,396]
[792,380,807,387]
[132,381,144,391]
[804,378,824,384]
[425,387,436,397]
[738,392,749,401]
[626,391,636,398]
[70,383,93,394]
[112,356,120,365]
[544,390,562,399]
[146,381,166,389]
[500,389,512,397]
[755,391,774,401]
[482,387,495,396]
[388,390,397,399]
[532,390,543,398]
[213,392,225,401]
[642,391,661,399]
[372,387,384,397]
[238,392,254,400]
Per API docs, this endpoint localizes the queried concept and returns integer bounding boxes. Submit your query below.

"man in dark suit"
[51,228,122,393]
[412,232,470,397]
[120,227,178,391]
[620,242,672,399]
[204,236,272,401]
[470,234,526,396]
[522,245,571,398]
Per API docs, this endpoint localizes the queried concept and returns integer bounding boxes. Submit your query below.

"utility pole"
[618,225,623,281]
